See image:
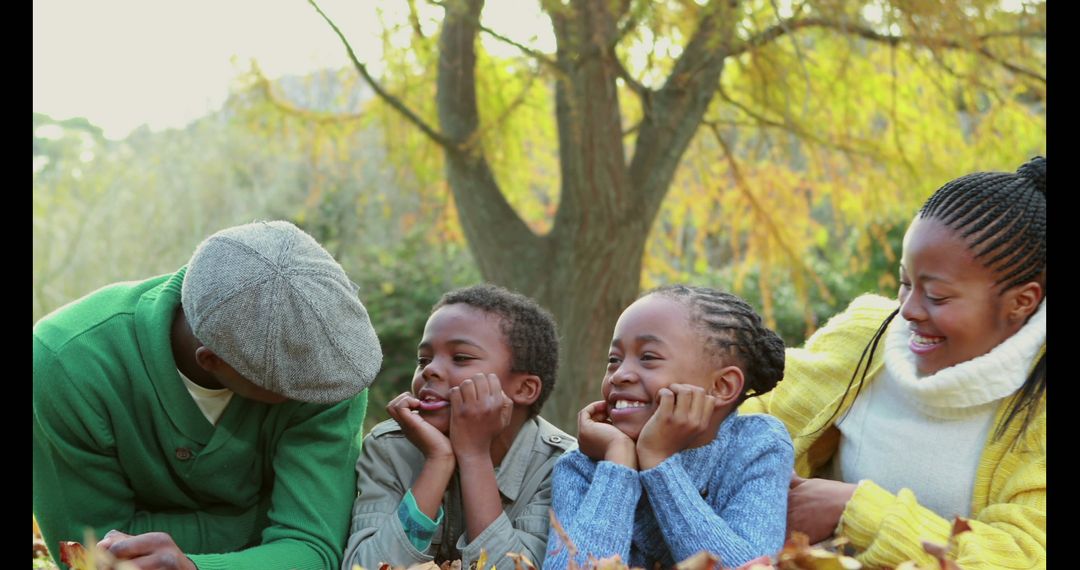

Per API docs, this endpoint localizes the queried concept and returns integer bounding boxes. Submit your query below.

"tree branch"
[406,0,427,40]
[247,64,367,125]
[608,1,650,104]
[978,29,1046,40]
[308,0,452,147]
[613,51,650,100]
[887,44,919,178]
[477,23,559,70]
[973,46,1044,83]
[437,0,541,265]
[743,18,1044,51]
[659,2,728,90]
[710,125,834,304]
[614,0,642,43]
[901,12,1019,104]
[922,46,1008,107]
[768,0,813,121]
[713,84,887,161]
[462,65,544,152]
[735,18,1045,83]
[627,0,734,216]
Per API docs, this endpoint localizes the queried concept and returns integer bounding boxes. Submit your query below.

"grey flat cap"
[181,220,382,404]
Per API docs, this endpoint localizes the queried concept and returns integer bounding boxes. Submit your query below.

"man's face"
[213,364,288,404]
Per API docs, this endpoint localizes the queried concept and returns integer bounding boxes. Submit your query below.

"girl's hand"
[787,474,858,543]
[448,373,513,460]
[386,391,455,462]
[636,383,717,470]
[578,400,637,468]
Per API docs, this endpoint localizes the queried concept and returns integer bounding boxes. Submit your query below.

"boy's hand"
[578,400,637,468]
[636,383,718,470]
[388,392,457,521]
[386,392,455,462]
[448,373,513,460]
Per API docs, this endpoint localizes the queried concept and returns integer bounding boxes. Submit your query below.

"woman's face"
[897,216,1033,375]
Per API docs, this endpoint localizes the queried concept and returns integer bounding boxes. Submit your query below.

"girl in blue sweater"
[544,285,794,569]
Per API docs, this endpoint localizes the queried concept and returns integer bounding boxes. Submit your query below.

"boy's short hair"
[434,284,559,417]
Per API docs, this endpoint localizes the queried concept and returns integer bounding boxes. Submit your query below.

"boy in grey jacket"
[342,285,575,570]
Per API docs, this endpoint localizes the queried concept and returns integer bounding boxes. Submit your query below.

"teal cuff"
[397,489,443,552]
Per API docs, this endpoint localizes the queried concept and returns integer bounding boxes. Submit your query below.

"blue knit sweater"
[543,413,793,569]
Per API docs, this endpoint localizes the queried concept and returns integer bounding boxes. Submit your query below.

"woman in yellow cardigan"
[742,157,1045,569]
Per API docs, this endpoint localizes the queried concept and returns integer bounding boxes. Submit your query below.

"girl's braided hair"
[818,156,1046,440]
[648,284,786,403]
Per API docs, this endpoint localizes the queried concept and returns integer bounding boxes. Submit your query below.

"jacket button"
[549,435,562,443]
[175,447,193,461]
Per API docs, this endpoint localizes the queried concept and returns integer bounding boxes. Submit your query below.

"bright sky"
[34,0,1033,141]
[33,0,553,140]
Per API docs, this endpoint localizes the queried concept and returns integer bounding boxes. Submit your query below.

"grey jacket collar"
[495,416,574,501]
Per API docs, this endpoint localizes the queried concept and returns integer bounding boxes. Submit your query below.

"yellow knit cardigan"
[741,294,1045,569]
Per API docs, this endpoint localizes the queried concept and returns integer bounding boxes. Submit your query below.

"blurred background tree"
[301,0,1046,428]
[33,0,1044,431]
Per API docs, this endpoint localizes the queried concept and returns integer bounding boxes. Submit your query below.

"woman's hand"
[787,474,858,544]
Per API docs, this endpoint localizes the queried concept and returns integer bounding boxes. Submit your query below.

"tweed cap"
[181,220,382,404]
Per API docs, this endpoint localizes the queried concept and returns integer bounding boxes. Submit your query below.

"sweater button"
[175,447,193,461]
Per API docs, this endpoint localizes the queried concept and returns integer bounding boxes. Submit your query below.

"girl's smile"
[601,294,721,442]
[606,396,654,420]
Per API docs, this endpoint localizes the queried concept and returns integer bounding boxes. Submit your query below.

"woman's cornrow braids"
[919,157,1045,291]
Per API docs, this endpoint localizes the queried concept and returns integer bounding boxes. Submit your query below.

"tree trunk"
[436,0,736,431]
[318,0,1041,430]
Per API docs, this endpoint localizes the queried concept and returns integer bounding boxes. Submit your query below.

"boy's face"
[601,294,718,441]
[412,303,517,434]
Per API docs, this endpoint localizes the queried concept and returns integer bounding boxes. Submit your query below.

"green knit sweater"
[33,269,369,570]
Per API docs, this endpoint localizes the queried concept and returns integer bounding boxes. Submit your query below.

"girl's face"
[412,304,516,434]
[601,294,718,441]
[898,217,1030,376]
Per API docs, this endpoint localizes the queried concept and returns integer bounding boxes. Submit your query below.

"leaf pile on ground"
[32,516,973,569]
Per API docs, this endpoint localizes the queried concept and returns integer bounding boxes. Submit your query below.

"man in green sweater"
[33,220,384,570]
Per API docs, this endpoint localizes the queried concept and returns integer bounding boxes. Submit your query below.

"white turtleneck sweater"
[831,300,1046,519]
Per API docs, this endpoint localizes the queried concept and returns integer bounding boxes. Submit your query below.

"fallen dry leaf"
[776,532,861,570]
[507,551,537,570]
[58,541,92,570]
[677,551,721,570]
[950,518,972,539]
